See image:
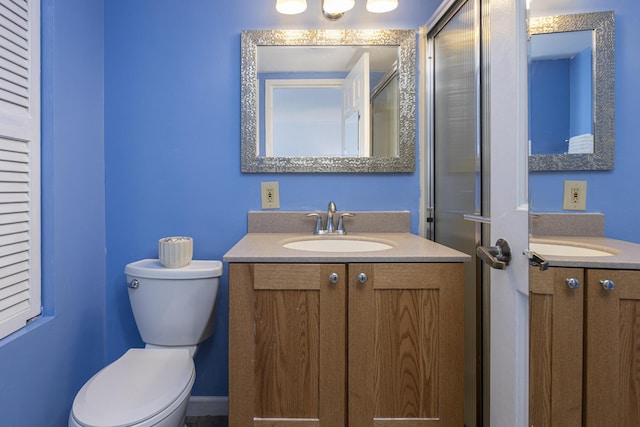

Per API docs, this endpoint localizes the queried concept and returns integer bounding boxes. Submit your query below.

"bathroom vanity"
[527,236,640,426]
[224,212,470,427]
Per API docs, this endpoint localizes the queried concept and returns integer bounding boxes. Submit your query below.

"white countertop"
[223,232,472,263]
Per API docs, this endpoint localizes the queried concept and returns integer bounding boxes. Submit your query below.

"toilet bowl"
[69,349,194,427]
[69,259,222,427]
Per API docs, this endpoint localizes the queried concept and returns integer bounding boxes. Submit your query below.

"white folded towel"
[568,133,593,154]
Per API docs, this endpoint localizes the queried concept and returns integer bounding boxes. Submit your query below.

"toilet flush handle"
[128,279,139,289]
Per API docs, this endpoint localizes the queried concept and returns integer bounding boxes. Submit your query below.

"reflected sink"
[529,242,616,257]
[282,237,394,253]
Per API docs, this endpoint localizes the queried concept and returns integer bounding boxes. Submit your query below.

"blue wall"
[104,0,437,397]
[529,0,640,244]
[0,1,106,426]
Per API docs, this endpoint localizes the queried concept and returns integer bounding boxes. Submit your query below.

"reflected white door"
[342,52,370,156]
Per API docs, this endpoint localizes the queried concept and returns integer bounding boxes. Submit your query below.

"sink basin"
[529,242,616,257]
[282,237,394,253]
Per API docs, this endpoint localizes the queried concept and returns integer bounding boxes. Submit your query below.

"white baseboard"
[187,396,229,416]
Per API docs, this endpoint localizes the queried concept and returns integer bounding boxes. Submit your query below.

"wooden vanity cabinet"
[229,262,464,427]
[529,267,640,427]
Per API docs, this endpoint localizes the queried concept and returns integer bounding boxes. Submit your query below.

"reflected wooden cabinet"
[529,266,584,426]
[529,267,640,426]
[229,263,464,427]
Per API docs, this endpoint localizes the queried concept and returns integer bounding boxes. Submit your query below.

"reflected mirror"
[241,29,416,173]
[528,11,614,171]
[529,30,593,155]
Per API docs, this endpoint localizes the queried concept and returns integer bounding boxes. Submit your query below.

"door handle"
[524,250,549,271]
[477,238,512,270]
[463,214,491,224]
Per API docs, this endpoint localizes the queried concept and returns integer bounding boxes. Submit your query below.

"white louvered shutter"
[0,0,40,340]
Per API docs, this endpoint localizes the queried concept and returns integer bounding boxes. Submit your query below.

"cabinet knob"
[565,278,580,289]
[600,279,615,291]
[328,273,339,284]
[357,273,368,284]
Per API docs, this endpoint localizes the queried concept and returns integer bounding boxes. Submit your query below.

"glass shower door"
[429,1,482,425]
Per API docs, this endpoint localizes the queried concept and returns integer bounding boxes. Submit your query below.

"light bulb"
[366,0,398,13]
[276,0,307,15]
[323,0,355,14]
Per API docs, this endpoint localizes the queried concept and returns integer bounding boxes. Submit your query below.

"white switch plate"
[260,181,280,209]
[563,180,587,211]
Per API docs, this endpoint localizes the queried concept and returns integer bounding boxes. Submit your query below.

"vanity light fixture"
[323,0,355,13]
[322,0,355,20]
[276,0,308,15]
[366,0,398,13]
[276,0,397,20]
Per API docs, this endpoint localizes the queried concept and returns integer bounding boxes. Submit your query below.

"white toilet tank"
[125,259,223,347]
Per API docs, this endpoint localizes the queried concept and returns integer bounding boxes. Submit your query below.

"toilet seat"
[71,348,195,427]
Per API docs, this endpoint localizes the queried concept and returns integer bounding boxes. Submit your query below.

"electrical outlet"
[563,180,587,211]
[260,181,280,209]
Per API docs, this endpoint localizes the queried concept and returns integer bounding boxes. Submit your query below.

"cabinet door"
[229,263,346,427]
[529,266,584,427]
[348,263,464,427]
[585,269,640,426]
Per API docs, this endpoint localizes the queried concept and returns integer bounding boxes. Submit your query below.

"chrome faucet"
[306,201,354,234]
[305,212,323,234]
[326,201,337,233]
[337,212,354,234]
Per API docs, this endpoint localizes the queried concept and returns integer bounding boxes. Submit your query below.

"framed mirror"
[241,29,416,173]
[528,11,614,171]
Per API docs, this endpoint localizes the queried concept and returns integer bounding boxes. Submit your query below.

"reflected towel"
[568,133,593,154]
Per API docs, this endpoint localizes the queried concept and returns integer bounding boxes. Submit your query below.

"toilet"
[69,258,223,427]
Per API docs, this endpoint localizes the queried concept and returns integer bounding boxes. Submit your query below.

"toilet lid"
[72,348,195,427]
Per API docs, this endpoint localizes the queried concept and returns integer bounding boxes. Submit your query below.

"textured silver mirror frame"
[240,29,416,173]
[528,11,615,171]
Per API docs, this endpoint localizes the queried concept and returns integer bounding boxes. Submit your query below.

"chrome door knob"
[600,279,615,291]
[329,273,339,284]
[566,278,580,289]
[357,273,368,284]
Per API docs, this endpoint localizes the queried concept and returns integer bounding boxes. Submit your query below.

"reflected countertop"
[530,235,640,269]
[223,232,471,264]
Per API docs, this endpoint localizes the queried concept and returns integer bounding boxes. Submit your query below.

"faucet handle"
[306,213,324,234]
[337,212,355,235]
